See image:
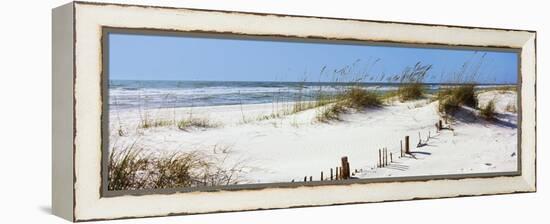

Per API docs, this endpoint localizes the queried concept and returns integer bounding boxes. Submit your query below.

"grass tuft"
[108,144,244,191]
[437,84,478,115]
[505,103,517,113]
[108,143,150,191]
[177,117,219,131]
[315,87,381,122]
[139,119,174,129]
[316,102,347,122]
[341,87,382,109]
[480,100,496,120]
[397,83,424,101]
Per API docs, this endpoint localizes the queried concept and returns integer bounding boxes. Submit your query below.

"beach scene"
[106,33,518,191]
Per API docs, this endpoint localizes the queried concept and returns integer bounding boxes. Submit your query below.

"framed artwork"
[52,1,536,221]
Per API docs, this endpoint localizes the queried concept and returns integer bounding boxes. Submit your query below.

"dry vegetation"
[506,103,517,113]
[177,117,220,131]
[436,84,478,115]
[397,62,432,101]
[316,87,381,122]
[480,99,496,120]
[108,143,246,191]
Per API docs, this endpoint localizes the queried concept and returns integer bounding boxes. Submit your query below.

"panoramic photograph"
[105,32,519,191]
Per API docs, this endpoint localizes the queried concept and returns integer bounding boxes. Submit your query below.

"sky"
[108,33,518,84]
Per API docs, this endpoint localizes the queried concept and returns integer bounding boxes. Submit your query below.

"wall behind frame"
[52,2,74,222]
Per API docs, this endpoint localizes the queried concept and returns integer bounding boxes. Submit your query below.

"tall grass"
[316,87,381,122]
[316,102,347,122]
[434,52,491,116]
[108,142,151,190]
[108,144,245,191]
[341,87,382,108]
[437,84,477,115]
[397,62,432,101]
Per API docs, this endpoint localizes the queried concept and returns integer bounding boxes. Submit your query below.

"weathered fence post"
[309,176,312,182]
[304,176,307,182]
[384,148,388,167]
[386,148,389,165]
[378,149,382,167]
[330,168,334,180]
[405,136,410,154]
[335,167,339,180]
[400,140,403,157]
[321,171,324,181]
[341,156,350,179]
[390,153,393,163]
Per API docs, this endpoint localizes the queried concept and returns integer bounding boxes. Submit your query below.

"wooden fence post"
[390,153,393,163]
[309,176,312,181]
[341,156,350,179]
[304,176,307,182]
[386,148,389,165]
[378,149,382,167]
[382,148,385,167]
[405,136,410,154]
[321,171,324,181]
[330,168,333,180]
[335,167,339,180]
[400,140,403,157]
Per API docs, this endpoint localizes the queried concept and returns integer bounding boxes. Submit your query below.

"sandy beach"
[109,89,518,184]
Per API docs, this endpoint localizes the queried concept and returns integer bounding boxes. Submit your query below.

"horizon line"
[109,79,517,85]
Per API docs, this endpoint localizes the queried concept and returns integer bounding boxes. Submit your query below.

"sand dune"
[109,90,518,184]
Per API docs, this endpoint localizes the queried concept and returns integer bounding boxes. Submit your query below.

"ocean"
[108,80,499,110]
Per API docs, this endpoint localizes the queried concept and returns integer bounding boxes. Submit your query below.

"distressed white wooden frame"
[52,1,536,222]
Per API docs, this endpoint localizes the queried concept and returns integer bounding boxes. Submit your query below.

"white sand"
[110,90,518,184]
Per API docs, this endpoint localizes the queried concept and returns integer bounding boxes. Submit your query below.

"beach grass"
[315,87,381,122]
[505,103,517,113]
[437,84,478,115]
[139,119,174,129]
[108,143,244,191]
[480,99,496,120]
[108,143,151,191]
[397,83,425,101]
[177,117,220,131]
[396,62,431,101]
[341,87,382,108]
[316,102,346,122]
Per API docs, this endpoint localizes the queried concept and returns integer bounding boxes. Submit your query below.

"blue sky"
[109,33,518,84]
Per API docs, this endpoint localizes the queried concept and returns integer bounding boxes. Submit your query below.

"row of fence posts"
[299,119,448,182]
[377,148,393,168]
[303,156,351,182]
